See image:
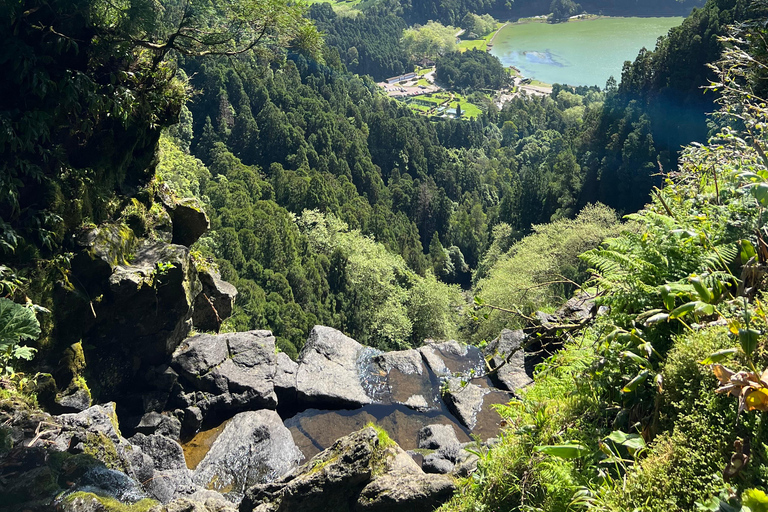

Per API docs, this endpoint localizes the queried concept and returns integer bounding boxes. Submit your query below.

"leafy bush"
[0,298,41,375]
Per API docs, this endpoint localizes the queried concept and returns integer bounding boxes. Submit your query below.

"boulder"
[273,352,297,403]
[484,329,533,392]
[295,326,373,408]
[356,448,455,512]
[149,495,238,512]
[418,341,485,380]
[193,411,302,501]
[169,198,210,247]
[369,349,437,411]
[55,385,92,413]
[172,331,278,419]
[192,268,237,332]
[240,427,455,512]
[442,379,489,430]
[60,237,202,408]
[129,411,182,439]
[130,433,187,472]
[417,424,460,451]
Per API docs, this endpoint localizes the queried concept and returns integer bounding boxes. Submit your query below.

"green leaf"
[644,312,669,326]
[668,301,698,320]
[534,443,590,459]
[0,298,40,344]
[741,240,758,265]
[621,351,652,369]
[12,345,36,361]
[690,276,713,303]
[743,489,768,512]
[622,369,650,393]
[694,302,715,316]
[752,183,768,206]
[660,285,676,311]
[699,348,738,365]
[739,328,760,357]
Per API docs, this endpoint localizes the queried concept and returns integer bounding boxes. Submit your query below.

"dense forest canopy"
[3,0,764,356]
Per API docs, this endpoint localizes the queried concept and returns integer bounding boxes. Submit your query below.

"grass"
[417,78,431,87]
[457,22,504,53]
[416,67,433,76]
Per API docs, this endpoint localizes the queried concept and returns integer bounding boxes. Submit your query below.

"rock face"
[169,198,210,247]
[192,268,238,332]
[295,326,374,408]
[193,411,303,501]
[172,331,278,419]
[442,378,490,430]
[240,427,455,512]
[484,329,533,392]
[368,349,437,412]
[273,352,298,403]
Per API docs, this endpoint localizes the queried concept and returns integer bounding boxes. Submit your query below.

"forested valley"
[4,0,768,510]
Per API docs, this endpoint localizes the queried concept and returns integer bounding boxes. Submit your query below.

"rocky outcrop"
[240,427,455,512]
[442,378,490,430]
[368,349,436,412]
[295,326,375,408]
[484,329,533,392]
[172,331,278,420]
[193,411,303,501]
[192,268,237,332]
[273,352,298,403]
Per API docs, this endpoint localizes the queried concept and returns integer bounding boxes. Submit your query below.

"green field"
[457,23,503,53]
[401,91,484,119]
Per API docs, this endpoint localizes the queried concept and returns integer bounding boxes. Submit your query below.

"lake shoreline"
[490,15,683,87]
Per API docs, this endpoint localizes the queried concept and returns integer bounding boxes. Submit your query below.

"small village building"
[385,72,417,84]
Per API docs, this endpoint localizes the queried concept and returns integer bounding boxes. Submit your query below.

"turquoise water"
[490,17,683,87]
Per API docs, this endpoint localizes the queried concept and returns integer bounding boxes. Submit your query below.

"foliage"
[0,298,42,375]
[459,13,497,38]
[310,4,411,80]
[401,21,457,61]
[469,204,622,342]
[435,50,509,91]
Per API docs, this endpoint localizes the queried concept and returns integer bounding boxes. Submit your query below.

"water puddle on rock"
[182,420,228,470]
[183,342,514,466]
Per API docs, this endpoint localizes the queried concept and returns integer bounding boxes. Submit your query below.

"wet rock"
[192,268,237,332]
[369,349,437,411]
[418,341,485,381]
[417,424,460,451]
[193,410,302,502]
[484,329,533,392]
[170,198,210,247]
[442,379,489,430]
[172,331,278,418]
[76,466,148,503]
[240,426,454,512]
[295,326,373,408]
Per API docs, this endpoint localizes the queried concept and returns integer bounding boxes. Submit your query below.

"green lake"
[490,17,683,87]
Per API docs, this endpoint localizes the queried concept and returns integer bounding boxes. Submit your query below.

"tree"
[549,0,581,22]
[119,0,320,67]
[401,21,457,61]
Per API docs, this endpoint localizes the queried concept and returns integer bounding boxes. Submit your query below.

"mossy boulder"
[240,426,455,512]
